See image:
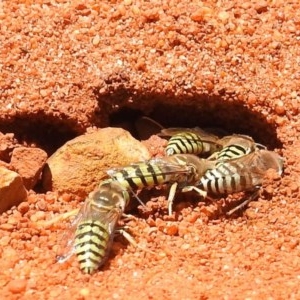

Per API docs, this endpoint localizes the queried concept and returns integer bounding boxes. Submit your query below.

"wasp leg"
[167,182,178,216]
[116,228,156,255]
[125,187,152,211]
[181,185,208,198]
[226,189,260,216]
[121,213,139,223]
[34,208,80,229]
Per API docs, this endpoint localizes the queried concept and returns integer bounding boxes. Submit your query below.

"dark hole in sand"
[107,94,282,150]
[0,91,282,156]
[0,113,78,155]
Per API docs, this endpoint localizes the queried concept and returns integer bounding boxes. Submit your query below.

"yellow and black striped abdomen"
[75,220,111,274]
[216,144,251,163]
[198,149,283,196]
[198,161,255,195]
[108,163,172,190]
[166,132,208,156]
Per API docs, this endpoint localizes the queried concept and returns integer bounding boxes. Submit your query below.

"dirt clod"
[42,127,150,197]
[7,279,27,294]
[10,146,48,190]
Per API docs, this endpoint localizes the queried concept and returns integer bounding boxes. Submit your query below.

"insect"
[56,180,131,274]
[209,134,266,163]
[159,127,265,164]
[106,154,216,215]
[159,127,223,157]
[183,149,283,198]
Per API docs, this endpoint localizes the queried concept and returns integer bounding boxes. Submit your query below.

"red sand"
[1,1,300,299]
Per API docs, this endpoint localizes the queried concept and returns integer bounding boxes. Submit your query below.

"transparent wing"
[229,149,282,173]
[56,204,86,263]
[159,127,222,148]
[106,157,192,180]
[56,196,121,264]
[218,150,282,187]
[218,134,255,147]
[159,127,220,143]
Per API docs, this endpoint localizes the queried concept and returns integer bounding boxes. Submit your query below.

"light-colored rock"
[10,147,48,190]
[0,167,28,213]
[42,127,150,198]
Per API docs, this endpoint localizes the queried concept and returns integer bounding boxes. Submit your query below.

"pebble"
[92,34,100,46]
[17,202,30,215]
[7,279,27,294]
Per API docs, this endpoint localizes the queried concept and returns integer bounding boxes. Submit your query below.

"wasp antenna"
[135,116,164,140]
[127,186,149,210]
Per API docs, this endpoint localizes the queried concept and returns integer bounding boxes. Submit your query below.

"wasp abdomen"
[166,133,208,155]
[75,220,110,274]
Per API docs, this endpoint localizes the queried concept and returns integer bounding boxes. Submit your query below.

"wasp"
[56,180,131,274]
[159,127,223,157]
[183,149,283,200]
[106,154,216,215]
[159,127,265,164]
[209,134,266,163]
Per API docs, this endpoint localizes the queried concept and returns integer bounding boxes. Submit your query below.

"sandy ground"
[1,1,300,299]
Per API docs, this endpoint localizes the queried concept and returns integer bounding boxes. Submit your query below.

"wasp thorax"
[183,154,216,178]
[91,182,128,210]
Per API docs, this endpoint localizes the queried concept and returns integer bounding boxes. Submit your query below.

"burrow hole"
[0,95,282,156]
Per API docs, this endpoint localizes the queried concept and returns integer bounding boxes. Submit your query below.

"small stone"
[7,279,27,294]
[248,93,257,105]
[0,167,27,213]
[274,100,286,115]
[10,147,48,190]
[132,5,140,14]
[17,202,30,215]
[218,11,230,23]
[80,288,90,297]
[60,193,73,202]
[0,223,15,231]
[255,1,268,14]
[181,243,190,250]
[191,7,213,22]
[75,4,87,10]
[39,89,49,97]
[289,182,299,193]
[92,35,100,46]
[30,211,46,222]
[164,224,178,236]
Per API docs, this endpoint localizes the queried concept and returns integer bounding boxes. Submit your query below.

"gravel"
[1,0,300,299]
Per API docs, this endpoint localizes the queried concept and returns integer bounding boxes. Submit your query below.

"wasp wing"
[56,195,122,264]
[229,149,283,175]
[106,157,192,180]
[56,203,87,263]
[159,127,221,144]
[215,150,283,190]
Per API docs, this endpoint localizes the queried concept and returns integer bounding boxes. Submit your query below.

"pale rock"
[10,147,48,190]
[0,167,28,213]
[42,127,150,198]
